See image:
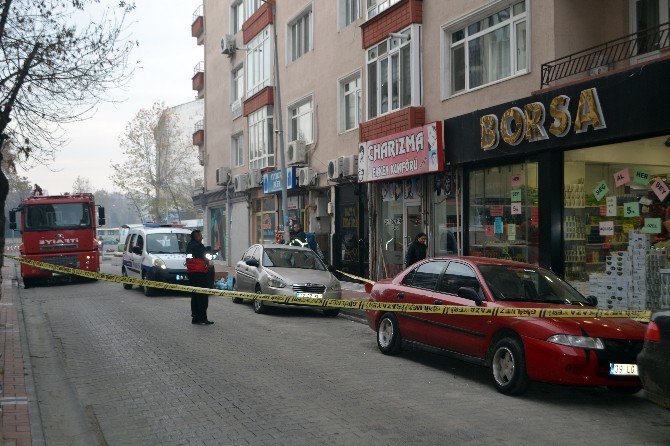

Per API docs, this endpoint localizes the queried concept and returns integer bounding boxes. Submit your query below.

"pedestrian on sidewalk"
[185,230,214,325]
[405,232,428,268]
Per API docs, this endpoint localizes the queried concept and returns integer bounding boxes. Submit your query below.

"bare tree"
[72,175,93,194]
[0,0,136,265]
[112,102,198,223]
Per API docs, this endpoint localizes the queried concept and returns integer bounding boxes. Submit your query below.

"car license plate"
[296,292,323,299]
[609,363,638,376]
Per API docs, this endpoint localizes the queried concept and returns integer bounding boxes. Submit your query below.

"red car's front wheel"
[490,337,530,395]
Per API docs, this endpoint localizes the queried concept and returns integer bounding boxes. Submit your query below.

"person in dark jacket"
[186,230,214,325]
[405,232,428,267]
[290,223,307,246]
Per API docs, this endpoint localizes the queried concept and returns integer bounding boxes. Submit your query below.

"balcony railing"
[192,5,203,23]
[193,61,204,76]
[194,120,204,132]
[541,22,670,88]
[193,120,204,146]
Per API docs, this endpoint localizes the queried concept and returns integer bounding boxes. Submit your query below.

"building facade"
[191,0,670,309]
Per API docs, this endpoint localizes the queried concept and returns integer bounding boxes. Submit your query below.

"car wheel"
[607,386,643,395]
[489,337,530,395]
[232,278,244,304]
[322,309,340,317]
[252,284,266,314]
[23,277,34,289]
[122,268,133,290]
[377,313,402,355]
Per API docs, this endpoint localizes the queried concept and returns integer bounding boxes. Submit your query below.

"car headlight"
[153,258,167,269]
[547,334,604,350]
[330,280,341,291]
[267,275,286,288]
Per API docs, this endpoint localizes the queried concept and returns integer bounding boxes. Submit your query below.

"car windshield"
[24,203,90,230]
[146,233,189,254]
[263,248,326,271]
[478,264,588,305]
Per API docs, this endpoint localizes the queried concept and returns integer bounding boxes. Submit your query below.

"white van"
[121,224,192,296]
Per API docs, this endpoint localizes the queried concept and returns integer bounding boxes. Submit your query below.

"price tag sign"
[511,173,523,187]
[593,181,609,202]
[511,189,522,202]
[614,168,631,187]
[651,177,670,202]
[633,168,651,186]
[484,225,494,237]
[494,217,504,234]
[606,196,617,216]
[643,218,662,234]
[490,205,504,217]
[508,224,516,241]
[511,202,522,215]
[599,221,614,236]
[624,202,640,217]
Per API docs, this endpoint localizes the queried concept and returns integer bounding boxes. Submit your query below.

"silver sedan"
[233,244,342,316]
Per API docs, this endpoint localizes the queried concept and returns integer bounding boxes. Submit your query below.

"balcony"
[541,22,670,88]
[191,5,204,45]
[193,120,204,147]
[192,61,204,98]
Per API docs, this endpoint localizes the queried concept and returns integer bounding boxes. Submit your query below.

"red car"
[366,257,646,395]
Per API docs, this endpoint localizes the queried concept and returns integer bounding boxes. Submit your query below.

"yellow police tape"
[335,270,376,286]
[5,255,651,321]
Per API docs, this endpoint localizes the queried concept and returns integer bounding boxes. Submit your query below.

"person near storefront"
[405,232,428,267]
[186,230,214,325]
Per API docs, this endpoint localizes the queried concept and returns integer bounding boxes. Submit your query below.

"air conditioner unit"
[327,158,343,181]
[248,169,262,188]
[297,167,316,186]
[216,167,231,185]
[233,173,249,192]
[221,34,237,56]
[342,155,358,177]
[193,178,203,190]
[287,140,307,165]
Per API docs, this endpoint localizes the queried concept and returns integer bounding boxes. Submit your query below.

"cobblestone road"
[13,259,670,445]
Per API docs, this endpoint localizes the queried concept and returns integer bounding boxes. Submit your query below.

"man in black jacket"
[186,230,214,325]
[405,232,428,268]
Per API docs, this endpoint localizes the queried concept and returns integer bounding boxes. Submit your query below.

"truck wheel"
[122,268,133,290]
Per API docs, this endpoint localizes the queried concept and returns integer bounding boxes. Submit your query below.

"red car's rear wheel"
[377,313,402,355]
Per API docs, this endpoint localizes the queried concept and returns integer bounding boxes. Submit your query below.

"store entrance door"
[334,184,369,278]
[404,201,423,261]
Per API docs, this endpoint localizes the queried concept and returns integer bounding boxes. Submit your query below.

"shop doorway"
[404,201,423,254]
[334,184,369,278]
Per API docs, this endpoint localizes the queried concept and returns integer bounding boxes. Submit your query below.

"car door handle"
[433,300,443,305]
[397,293,405,300]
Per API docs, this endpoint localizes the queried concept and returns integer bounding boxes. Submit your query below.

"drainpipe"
[226,185,231,266]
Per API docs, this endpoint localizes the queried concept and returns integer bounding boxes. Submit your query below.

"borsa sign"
[480,87,606,151]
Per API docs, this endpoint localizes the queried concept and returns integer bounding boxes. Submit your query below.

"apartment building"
[191,0,670,308]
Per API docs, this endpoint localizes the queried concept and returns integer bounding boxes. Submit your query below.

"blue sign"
[263,167,298,194]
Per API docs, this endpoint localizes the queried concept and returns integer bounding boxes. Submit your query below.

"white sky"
[17,0,203,194]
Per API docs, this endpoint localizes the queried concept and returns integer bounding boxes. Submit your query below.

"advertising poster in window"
[358,122,445,182]
[209,207,226,261]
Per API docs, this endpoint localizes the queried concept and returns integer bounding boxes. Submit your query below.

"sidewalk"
[0,264,32,446]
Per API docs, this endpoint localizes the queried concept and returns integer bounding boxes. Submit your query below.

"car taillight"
[644,321,661,343]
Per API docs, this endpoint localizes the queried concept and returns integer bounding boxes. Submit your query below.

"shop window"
[339,71,362,133]
[209,207,226,261]
[468,162,539,264]
[248,106,274,170]
[288,6,313,63]
[253,197,276,245]
[246,27,271,98]
[433,172,458,256]
[288,97,313,143]
[563,137,670,310]
[445,1,528,96]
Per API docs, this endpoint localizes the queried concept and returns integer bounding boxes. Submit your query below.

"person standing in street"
[185,230,214,325]
[405,232,428,267]
[291,223,307,246]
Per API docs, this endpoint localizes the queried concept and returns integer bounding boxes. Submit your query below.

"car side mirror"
[585,295,598,307]
[246,258,260,267]
[458,287,484,306]
[132,246,143,255]
[9,210,17,230]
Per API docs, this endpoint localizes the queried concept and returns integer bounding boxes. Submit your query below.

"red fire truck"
[9,192,105,288]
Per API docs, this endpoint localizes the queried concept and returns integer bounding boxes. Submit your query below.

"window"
[447,1,528,95]
[248,106,274,170]
[632,0,670,56]
[231,133,244,167]
[339,72,362,132]
[367,26,418,119]
[406,261,447,290]
[438,262,480,296]
[231,1,244,34]
[289,97,313,143]
[340,0,361,28]
[232,65,244,103]
[367,0,400,19]
[288,7,313,62]
[246,0,262,18]
[246,27,272,97]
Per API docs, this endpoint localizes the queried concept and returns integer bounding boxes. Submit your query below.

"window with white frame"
[246,27,272,97]
[231,1,244,34]
[366,26,419,120]
[288,7,313,62]
[248,106,274,170]
[367,0,400,20]
[289,98,313,143]
[447,1,528,95]
[339,72,362,132]
[340,0,361,28]
[232,65,244,102]
[231,133,244,167]
[246,0,262,18]
[631,0,670,56]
